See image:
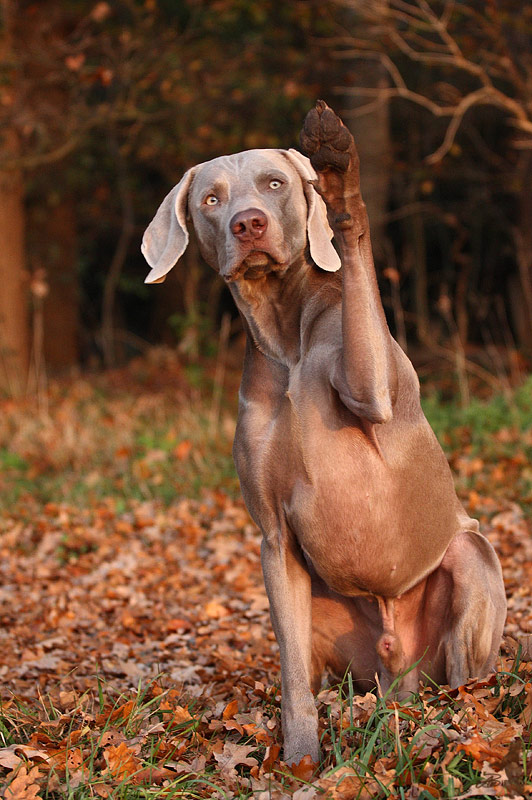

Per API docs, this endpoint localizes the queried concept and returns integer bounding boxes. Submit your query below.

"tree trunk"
[344,64,390,266]
[340,1,390,267]
[40,197,78,368]
[0,136,28,394]
[512,152,532,356]
[0,2,29,393]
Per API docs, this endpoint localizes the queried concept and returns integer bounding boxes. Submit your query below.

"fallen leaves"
[103,741,140,782]
[213,741,259,784]
[1,358,532,797]
[3,767,41,800]
[0,746,49,771]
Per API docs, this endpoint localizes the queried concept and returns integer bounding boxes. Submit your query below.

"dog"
[142,101,506,765]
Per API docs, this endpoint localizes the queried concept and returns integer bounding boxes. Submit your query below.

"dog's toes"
[300,100,355,173]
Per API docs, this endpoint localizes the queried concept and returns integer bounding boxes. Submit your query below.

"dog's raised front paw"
[300,100,355,173]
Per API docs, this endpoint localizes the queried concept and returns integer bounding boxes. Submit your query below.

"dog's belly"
[235,374,459,599]
[286,456,456,598]
[283,405,459,598]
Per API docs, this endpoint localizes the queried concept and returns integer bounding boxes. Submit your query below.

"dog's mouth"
[226,251,284,281]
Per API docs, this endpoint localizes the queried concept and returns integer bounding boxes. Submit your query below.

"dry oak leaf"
[204,599,230,619]
[290,754,318,781]
[261,744,281,775]
[213,741,258,781]
[160,703,193,727]
[3,766,41,800]
[0,745,50,770]
[315,765,386,799]
[104,742,140,782]
[222,699,239,720]
[456,735,508,769]
[505,635,532,662]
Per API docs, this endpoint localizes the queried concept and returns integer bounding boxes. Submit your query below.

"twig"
[210,313,231,434]
[101,132,134,368]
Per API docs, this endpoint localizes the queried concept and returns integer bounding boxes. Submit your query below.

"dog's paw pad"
[300,100,354,173]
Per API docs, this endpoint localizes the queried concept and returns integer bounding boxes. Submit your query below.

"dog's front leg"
[261,533,319,765]
[301,101,397,425]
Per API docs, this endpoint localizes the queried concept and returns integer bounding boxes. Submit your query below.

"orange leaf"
[104,742,140,782]
[204,600,230,619]
[457,735,507,767]
[174,440,192,460]
[290,754,317,780]
[166,618,191,632]
[109,701,136,724]
[4,766,41,800]
[224,720,244,735]
[262,744,281,773]
[222,699,239,720]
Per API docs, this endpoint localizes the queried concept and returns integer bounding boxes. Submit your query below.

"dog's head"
[142,149,340,284]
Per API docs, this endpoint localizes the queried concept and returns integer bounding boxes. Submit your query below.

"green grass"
[422,374,532,513]
[0,359,239,509]
[422,374,532,453]
[2,661,531,798]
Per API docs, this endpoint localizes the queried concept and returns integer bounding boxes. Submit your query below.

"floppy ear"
[142,168,196,284]
[283,149,341,272]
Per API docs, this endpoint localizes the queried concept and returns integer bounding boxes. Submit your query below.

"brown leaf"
[174,440,192,460]
[315,765,382,799]
[131,766,177,786]
[261,744,281,774]
[109,700,135,724]
[104,742,140,782]
[222,699,239,720]
[213,741,258,781]
[290,754,317,781]
[457,735,508,768]
[4,767,41,800]
[0,745,50,770]
[507,635,532,662]
[204,599,230,619]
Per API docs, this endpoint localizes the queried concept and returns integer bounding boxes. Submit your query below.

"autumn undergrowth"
[0,348,530,516]
[0,348,239,511]
[1,351,532,797]
[2,659,532,798]
[422,374,532,516]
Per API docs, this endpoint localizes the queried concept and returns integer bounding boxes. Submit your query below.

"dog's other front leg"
[261,532,319,765]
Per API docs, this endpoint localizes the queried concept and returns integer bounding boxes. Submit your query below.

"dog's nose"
[230,209,268,241]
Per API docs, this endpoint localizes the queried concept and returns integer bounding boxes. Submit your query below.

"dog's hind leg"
[440,530,506,687]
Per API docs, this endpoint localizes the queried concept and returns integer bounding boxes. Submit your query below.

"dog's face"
[142,149,340,285]
[188,151,308,281]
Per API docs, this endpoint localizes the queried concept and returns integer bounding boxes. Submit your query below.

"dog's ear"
[142,168,196,284]
[283,149,341,272]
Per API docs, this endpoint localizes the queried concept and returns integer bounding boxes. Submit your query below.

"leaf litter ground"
[1,352,532,799]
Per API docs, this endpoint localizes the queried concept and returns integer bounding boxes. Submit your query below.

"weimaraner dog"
[142,102,506,765]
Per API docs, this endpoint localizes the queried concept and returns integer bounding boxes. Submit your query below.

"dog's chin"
[227,251,284,281]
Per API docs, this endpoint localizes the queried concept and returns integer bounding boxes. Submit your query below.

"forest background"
[2,0,532,396]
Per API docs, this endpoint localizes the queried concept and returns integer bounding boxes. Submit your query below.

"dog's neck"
[228,255,340,367]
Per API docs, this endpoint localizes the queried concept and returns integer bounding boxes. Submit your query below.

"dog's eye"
[205,195,219,206]
[269,179,283,190]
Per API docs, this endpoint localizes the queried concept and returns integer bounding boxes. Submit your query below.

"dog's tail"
[376,597,405,676]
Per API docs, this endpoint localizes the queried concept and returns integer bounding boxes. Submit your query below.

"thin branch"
[389,29,491,86]
[333,48,407,90]
[425,87,494,164]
